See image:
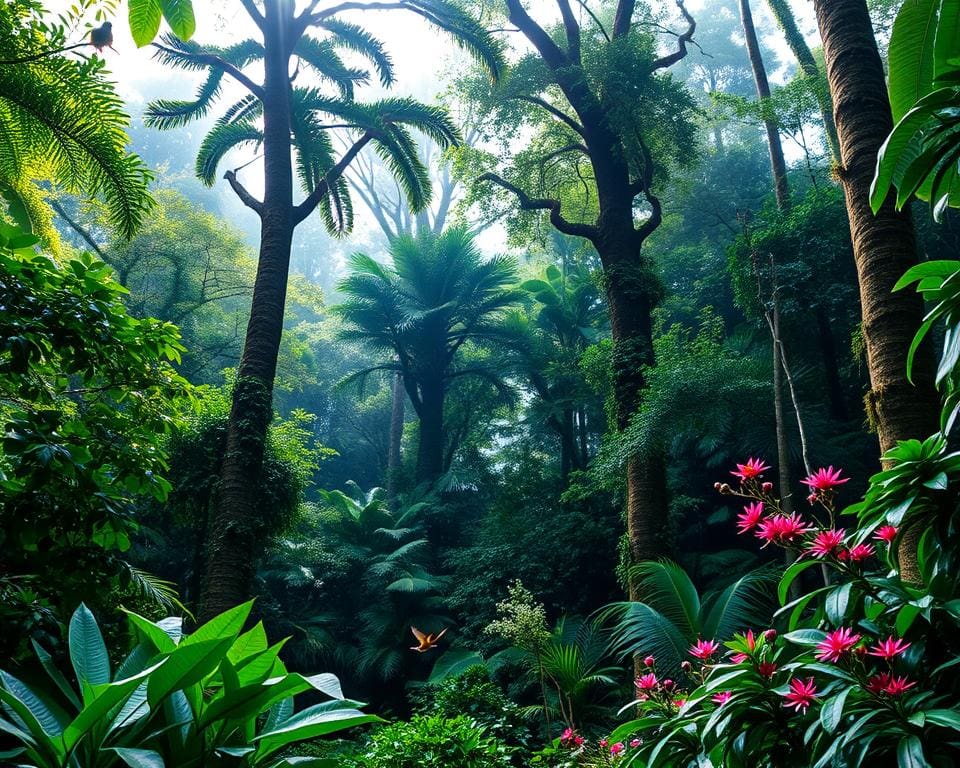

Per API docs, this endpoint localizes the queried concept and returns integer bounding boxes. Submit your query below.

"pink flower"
[643,655,655,667]
[847,543,875,562]
[801,466,849,493]
[610,742,625,756]
[865,672,892,695]
[815,627,861,662]
[574,735,584,746]
[712,691,733,705]
[782,677,818,713]
[635,673,658,691]
[881,675,916,697]
[561,728,575,743]
[764,629,777,641]
[629,739,641,748]
[689,639,720,660]
[731,652,748,664]
[756,513,813,546]
[599,738,608,748]
[673,698,687,708]
[757,661,777,678]
[807,529,845,558]
[731,457,770,481]
[874,525,899,544]
[868,635,911,660]
[736,502,764,534]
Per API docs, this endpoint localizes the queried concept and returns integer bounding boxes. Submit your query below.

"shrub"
[349,713,513,767]
[414,666,534,758]
[0,601,377,767]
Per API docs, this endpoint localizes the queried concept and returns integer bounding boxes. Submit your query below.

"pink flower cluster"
[559,728,584,748]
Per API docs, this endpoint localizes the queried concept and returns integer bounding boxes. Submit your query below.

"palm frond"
[195,121,263,185]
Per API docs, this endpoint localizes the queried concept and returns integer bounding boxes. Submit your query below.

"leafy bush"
[348,713,512,767]
[0,601,377,767]
[413,666,534,758]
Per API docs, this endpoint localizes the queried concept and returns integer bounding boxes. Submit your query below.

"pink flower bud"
[807,493,818,505]
[762,481,773,493]
[644,655,655,668]
[663,679,675,690]
[764,629,777,642]
[680,661,692,672]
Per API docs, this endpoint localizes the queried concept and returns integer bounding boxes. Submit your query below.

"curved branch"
[151,43,265,100]
[574,0,610,42]
[224,170,264,215]
[478,172,598,242]
[0,41,89,65]
[293,130,374,224]
[503,0,570,70]
[541,143,590,166]
[556,0,581,61]
[513,95,585,138]
[649,0,696,71]
[239,0,265,29]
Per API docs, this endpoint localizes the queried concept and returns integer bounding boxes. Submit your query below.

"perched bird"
[89,22,116,53]
[409,626,447,653]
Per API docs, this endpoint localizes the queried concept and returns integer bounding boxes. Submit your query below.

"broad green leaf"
[778,560,820,604]
[819,688,850,734]
[111,747,165,768]
[888,0,939,120]
[122,609,177,654]
[227,622,269,665]
[825,583,853,625]
[128,0,163,47]
[31,640,80,710]
[69,604,111,692]
[934,0,960,86]
[63,662,165,752]
[897,735,931,767]
[783,628,827,647]
[160,0,195,40]
[925,708,960,730]
[253,701,380,761]
[427,650,485,683]
[0,672,64,737]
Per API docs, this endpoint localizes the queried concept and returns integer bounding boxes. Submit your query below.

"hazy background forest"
[3,0,960,764]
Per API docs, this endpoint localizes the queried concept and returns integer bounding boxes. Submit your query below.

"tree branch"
[151,43,266,100]
[513,96,585,138]
[224,170,264,215]
[239,0,265,29]
[503,0,570,70]
[540,143,590,166]
[556,0,581,62]
[49,199,106,259]
[294,131,375,224]
[479,172,598,241]
[574,0,609,42]
[649,0,696,71]
[612,0,635,38]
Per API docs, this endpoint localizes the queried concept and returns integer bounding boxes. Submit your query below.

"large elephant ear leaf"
[69,604,111,694]
[887,0,938,121]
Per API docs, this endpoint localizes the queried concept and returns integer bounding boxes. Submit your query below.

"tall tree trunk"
[765,0,841,160]
[577,406,589,468]
[604,256,666,565]
[415,377,445,484]
[740,0,790,210]
[386,371,404,506]
[812,0,939,580]
[815,305,849,421]
[199,0,294,623]
[742,0,796,507]
[559,409,577,479]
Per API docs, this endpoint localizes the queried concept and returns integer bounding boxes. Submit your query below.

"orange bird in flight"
[410,626,447,653]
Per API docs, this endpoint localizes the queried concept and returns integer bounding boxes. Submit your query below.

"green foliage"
[0,222,190,652]
[485,581,551,653]
[872,0,960,218]
[598,560,777,682]
[128,0,195,47]
[413,666,534,760]
[348,713,512,767]
[0,601,378,767]
[0,1,153,242]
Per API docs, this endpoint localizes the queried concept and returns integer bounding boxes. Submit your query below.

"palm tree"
[145,0,501,621]
[505,256,605,478]
[337,227,521,482]
[598,560,777,681]
[0,2,152,248]
[810,0,939,580]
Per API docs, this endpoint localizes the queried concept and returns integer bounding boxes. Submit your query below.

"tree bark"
[765,0,841,161]
[414,376,445,484]
[386,371,405,506]
[812,0,939,580]
[199,0,295,622]
[740,0,790,210]
[815,304,849,421]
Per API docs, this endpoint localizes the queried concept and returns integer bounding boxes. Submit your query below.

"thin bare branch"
[224,170,264,215]
[649,0,696,71]
[294,131,375,224]
[513,95,585,137]
[151,43,266,100]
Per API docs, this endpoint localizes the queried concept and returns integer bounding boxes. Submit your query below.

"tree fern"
[0,4,152,241]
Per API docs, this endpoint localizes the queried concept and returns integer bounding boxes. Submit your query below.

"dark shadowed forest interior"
[3,0,960,765]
